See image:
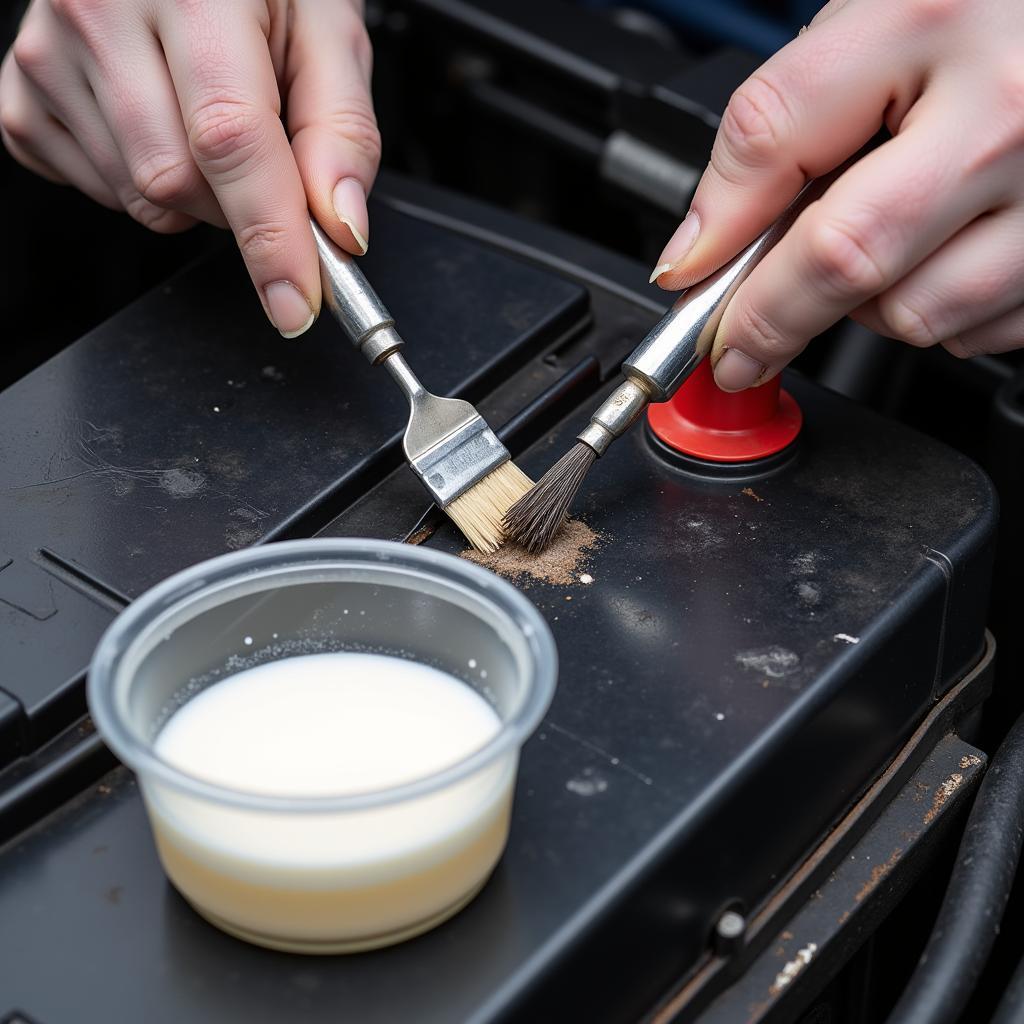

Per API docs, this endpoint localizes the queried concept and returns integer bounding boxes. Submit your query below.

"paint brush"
[505,176,833,553]
[311,217,531,553]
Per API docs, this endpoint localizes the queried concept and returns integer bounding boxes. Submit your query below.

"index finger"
[652,2,925,290]
[158,5,319,337]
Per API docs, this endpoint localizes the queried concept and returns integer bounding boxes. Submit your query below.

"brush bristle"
[444,460,534,554]
[503,442,597,553]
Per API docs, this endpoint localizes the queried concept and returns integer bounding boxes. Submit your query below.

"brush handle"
[309,217,404,365]
[576,172,842,457]
[623,174,835,402]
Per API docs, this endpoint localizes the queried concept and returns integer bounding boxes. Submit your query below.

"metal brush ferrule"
[384,351,510,506]
[310,217,403,365]
[577,378,651,457]
[409,417,509,506]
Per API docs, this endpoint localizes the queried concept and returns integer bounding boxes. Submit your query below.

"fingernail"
[332,176,369,255]
[264,281,315,338]
[713,348,766,392]
[650,210,700,283]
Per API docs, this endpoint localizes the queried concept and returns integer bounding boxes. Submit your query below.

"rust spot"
[405,525,436,546]
[924,773,964,825]
[960,754,982,769]
[742,487,764,502]
[97,784,112,796]
[913,782,929,804]
[92,845,108,856]
[855,848,902,903]
[838,910,850,926]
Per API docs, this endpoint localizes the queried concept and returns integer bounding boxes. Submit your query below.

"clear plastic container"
[87,539,556,953]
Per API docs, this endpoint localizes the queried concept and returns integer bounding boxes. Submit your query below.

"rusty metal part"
[650,633,995,1023]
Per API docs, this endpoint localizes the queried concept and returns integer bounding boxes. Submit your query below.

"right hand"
[650,0,1024,390]
[0,0,380,338]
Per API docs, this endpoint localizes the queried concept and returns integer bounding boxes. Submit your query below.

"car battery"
[0,172,996,1023]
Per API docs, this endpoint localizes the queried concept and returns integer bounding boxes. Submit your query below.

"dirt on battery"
[461,519,602,586]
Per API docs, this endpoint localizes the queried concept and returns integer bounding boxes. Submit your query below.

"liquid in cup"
[149,652,514,952]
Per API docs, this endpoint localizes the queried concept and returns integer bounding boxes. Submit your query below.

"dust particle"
[461,519,602,586]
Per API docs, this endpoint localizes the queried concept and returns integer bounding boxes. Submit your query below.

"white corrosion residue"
[736,646,800,678]
[579,573,594,585]
[834,633,860,645]
[566,769,609,797]
[771,942,818,996]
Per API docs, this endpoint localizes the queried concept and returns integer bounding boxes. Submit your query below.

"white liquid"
[145,652,515,953]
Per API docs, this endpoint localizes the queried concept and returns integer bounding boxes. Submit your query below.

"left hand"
[0,0,379,339]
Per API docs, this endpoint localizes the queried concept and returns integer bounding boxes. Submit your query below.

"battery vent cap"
[647,359,802,462]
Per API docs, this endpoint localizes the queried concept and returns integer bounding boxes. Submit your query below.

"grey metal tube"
[309,217,404,365]
[622,175,833,402]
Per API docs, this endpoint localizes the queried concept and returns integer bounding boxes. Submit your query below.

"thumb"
[286,1,380,255]
[649,2,908,291]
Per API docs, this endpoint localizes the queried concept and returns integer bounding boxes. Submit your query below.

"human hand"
[0,0,379,337]
[650,0,1024,391]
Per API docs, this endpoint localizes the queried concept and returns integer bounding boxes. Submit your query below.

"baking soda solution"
[147,651,513,953]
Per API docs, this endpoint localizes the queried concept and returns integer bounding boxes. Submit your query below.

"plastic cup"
[87,539,556,953]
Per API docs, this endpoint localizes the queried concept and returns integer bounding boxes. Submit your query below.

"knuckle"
[123,191,189,233]
[49,0,80,20]
[235,220,289,265]
[122,191,163,227]
[907,0,967,30]
[943,335,979,360]
[804,215,888,298]
[960,64,1024,176]
[188,100,267,172]
[881,297,941,348]
[719,74,791,167]
[731,303,790,363]
[12,30,50,80]
[131,154,199,208]
[0,101,33,146]
[324,105,380,167]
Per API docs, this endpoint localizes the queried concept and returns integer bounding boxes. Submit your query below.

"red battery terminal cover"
[647,359,802,463]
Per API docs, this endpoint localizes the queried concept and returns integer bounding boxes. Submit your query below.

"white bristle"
[444,461,533,553]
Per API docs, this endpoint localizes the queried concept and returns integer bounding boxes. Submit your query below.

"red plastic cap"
[647,359,802,463]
